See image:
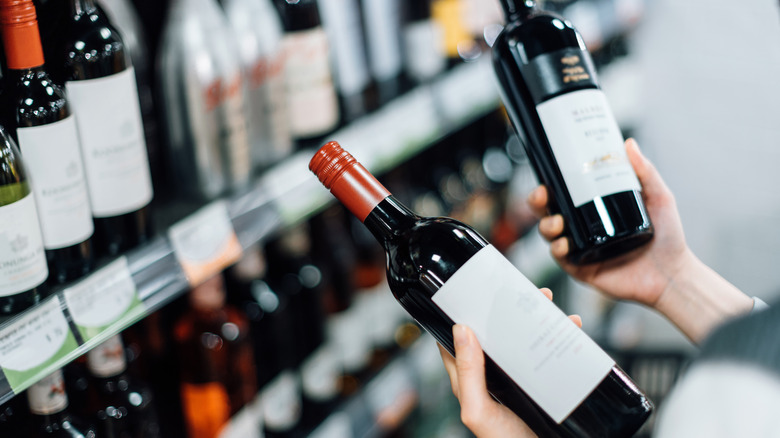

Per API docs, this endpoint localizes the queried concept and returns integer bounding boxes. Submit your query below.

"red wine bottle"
[54,0,154,257]
[0,125,49,315]
[492,0,652,264]
[310,141,652,438]
[0,0,94,285]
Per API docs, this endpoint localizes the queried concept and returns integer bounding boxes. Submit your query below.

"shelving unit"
[0,56,500,406]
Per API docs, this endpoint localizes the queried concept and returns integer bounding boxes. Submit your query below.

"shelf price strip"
[0,297,79,395]
[168,200,244,287]
[62,256,146,343]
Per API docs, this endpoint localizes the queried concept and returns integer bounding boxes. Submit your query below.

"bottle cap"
[0,0,45,69]
[309,141,390,222]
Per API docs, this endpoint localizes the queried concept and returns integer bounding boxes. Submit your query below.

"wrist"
[653,252,754,344]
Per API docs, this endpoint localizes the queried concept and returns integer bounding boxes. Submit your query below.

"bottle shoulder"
[4,71,70,126]
[62,13,129,77]
[494,13,584,60]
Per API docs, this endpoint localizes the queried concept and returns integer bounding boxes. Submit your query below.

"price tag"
[364,361,418,430]
[260,153,331,225]
[62,257,145,342]
[309,412,353,438]
[168,201,243,286]
[0,297,79,392]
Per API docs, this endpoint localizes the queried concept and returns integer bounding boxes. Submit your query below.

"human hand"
[527,139,694,308]
[438,288,582,438]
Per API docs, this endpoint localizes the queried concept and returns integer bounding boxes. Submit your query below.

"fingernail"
[453,325,469,348]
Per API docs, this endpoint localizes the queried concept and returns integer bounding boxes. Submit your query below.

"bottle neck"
[500,0,536,22]
[0,6,45,70]
[363,196,418,243]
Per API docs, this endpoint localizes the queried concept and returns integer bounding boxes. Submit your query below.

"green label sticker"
[62,257,146,342]
[0,297,79,392]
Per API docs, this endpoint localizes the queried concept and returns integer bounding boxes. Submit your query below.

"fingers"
[625,138,672,204]
[438,344,460,397]
[569,314,583,328]
[538,214,565,241]
[452,325,495,433]
[527,186,548,217]
[540,287,553,301]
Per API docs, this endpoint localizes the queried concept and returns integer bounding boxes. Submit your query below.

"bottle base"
[568,226,654,265]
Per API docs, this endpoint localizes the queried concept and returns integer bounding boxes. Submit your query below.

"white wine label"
[260,371,302,431]
[0,297,79,392]
[63,256,144,341]
[168,201,243,287]
[362,0,403,81]
[317,0,371,95]
[27,369,68,415]
[326,298,372,373]
[65,67,154,217]
[17,116,94,249]
[432,245,615,423]
[537,89,640,207]
[403,20,446,83]
[86,334,127,378]
[300,343,341,402]
[282,27,339,137]
[0,193,48,297]
[364,360,417,427]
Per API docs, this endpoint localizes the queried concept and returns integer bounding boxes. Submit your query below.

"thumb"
[625,138,672,204]
[453,325,493,430]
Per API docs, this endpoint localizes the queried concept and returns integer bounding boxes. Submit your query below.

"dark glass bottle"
[26,369,98,438]
[53,0,155,257]
[0,124,49,315]
[360,0,407,105]
[273,0,340,149]
[84,334,161,438]
[492,0,652,264]
[401,0,445,85]
[310,141,652,438]
[0,0,94,285]
[173,274,257,437]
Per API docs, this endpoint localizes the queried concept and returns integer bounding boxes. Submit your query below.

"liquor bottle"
[158,0,252,200]
[401,0,445,85]
[0,0,94,285]
[26,369,98,437]
[226,245,304,437]
[316,0,375,123]
[431,0,481,66]
[360,0,406,105]
[492,0,653,264]
[0,125,49,315]
[173,274,257,438]
[85,334,161,437]
[273,0,340,149]
[221,0,293,171]
[310,141,652,438]
[44,0,155,258]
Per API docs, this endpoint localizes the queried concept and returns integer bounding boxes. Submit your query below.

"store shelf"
[0,56,500,406]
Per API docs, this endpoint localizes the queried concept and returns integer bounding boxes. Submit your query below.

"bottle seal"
[0,0,45,69]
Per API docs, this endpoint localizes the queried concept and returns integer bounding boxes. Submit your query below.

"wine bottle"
[360,0,406,105]
[273,0,340,149]
[431,0,481,67]
[492,0,653,264]
[401,0,446,85]
[316,0,376,124]
[173,274,257,437]
[26,369,98,437]
[0,125,49,315]
[158,0,252,200]
[310,141,652,438]
[221,0,293,171]
[0,0,94,285]
[85,334,161,437]
[47,0,155,258]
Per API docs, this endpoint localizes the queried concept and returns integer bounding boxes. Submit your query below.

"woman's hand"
[528,139,754,343]
[438,288,582,438]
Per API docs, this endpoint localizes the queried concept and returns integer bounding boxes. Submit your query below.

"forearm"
[653,252,755,344]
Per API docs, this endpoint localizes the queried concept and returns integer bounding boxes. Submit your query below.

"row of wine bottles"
[0,0,505,317]
[0,111,518,438]
[0,0,154,316]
